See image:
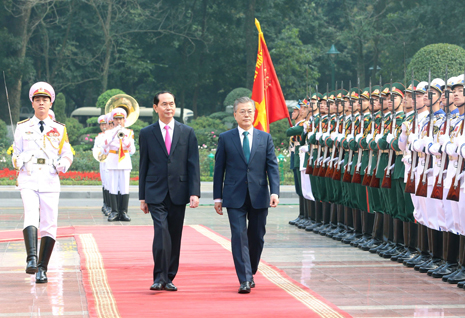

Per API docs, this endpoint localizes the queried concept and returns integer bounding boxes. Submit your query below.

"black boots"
[23,226,38,274]
[380,218,405,259]
[36,236,56,283]
[119,194,131,222]
[430,232,459,278]
[108,193,131,222]
[360,211,383,251]
[290,196,305,225]
[108,193,120,221]
[306,201,322,231]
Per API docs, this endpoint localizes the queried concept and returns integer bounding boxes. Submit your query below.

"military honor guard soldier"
[13,82,74,283]
[102,108,136,222]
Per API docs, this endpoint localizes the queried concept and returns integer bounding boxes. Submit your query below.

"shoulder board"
[98,132,104,135]
[53,120,65,126]
[17,118,30,125]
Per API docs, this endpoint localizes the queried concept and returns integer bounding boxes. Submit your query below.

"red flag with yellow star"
[252,19,292,133]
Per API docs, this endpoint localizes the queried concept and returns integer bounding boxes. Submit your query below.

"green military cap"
[405,80,420,93]
[328,91,336,102]
[361,87,371,100]
[381,84,391,96]
[337,89,348,100]
[349,87,362,100]
[371,85,382,97]
[322,92,328,101]
[391,82,405,98]
[311,92,324,100]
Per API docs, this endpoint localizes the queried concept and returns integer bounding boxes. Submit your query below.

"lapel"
[151,121,168,157]
[169,121,181,157]
[249,128,261,164]
[232,128,247,164]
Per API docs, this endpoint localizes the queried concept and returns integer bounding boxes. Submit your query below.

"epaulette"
[53,120,65,126]
[17,118,30,125]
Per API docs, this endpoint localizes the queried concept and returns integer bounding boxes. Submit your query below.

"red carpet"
[1,225,351,318]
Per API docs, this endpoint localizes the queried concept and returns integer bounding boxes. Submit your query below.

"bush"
[54,93,67,123]
[269,118,292,149]
[96,89,126,109]
[223,87,252,107]
[407,44,465,80]
[188,116,227,148]
[222,116,237,129]
[0,119,10,149]
[65,117,84,146]
[209,111,229,120]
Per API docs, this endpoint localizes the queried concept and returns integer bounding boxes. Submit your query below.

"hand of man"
[189,195,199,208]
[140,201,149,214]
[270,195,279,208]
[214,201,223,215]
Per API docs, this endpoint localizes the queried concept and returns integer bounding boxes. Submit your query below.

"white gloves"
[300,145,309,153]
[375,134,382,143]
[303,121,309,132]
[408,133,419,145]
[445,142,458,156]
[401,121,410,134]
[386,133,394,144]
[337,133,345,142]
[439,134,450,146]
[322,132,330,140]
[427,143,442,156]
[330,131,338,140]
[56,158,71,173]
[316,132,322,140]
[15,152,34,170]
[346,134,354,142]
[366,133,373,143]
[355,133,363,142]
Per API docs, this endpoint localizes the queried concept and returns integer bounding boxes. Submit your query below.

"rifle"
[381,76,396,189]
[333,82,348,181]
[416,69,433,197]
[343,81,356,182]
[352,78,365,184]
[362,79,375,186]
[446,66,465,201]
[405,71,418,193]
[316,84,330,177]
[324,82,340,178]
[432,67,450,199]
[305,86,315,175]
[369,76,385,188]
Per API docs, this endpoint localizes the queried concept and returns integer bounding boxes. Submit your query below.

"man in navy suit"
[139,91,200,292]
[213,96,280,294]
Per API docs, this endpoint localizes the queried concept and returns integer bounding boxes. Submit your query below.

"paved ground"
[1,185,465,317]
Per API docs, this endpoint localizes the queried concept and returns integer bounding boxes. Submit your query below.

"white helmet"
[429,78,445,93]
[29,82,55,103]
[416,81,428,94]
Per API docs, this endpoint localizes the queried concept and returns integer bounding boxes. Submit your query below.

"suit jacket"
[213,127,280,209]
[139,120,200,205]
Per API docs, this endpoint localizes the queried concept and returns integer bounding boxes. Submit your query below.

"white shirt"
[159,119,175,142]
[237,126,253,151]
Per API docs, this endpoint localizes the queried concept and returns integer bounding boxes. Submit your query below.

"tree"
[407,44,465,80]
[224,88,252,107]
[53,92,67,123]
[96,89,125,110]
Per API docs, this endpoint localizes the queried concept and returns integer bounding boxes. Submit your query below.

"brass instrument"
[93,94,140,162]
[104,94,140,128]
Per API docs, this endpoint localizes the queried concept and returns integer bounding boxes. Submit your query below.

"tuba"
[93,94,140,162]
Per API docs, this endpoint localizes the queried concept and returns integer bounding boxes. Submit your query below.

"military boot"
[36,236,56,283]
[23,226,38,274]
[108,193,120,222]
[360,211,383,251]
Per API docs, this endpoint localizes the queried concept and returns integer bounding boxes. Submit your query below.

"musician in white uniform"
[93,115,110,215]
[12,82,73,283]
[103,108,135,222]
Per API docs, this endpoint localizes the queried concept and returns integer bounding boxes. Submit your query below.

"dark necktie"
[243,131,250,164]
[39,121,44,133]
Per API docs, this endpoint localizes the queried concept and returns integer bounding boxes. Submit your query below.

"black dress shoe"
[165,282,177,291]
[150,282,164,290]
[250,279,255,288]
[238,281,251,294]
[119,212,131,222]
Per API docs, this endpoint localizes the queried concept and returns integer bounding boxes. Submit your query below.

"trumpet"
[117,129,125,139]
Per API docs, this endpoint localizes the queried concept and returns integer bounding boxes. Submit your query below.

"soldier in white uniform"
[103,108,135,222]
[12,82,73,283]
[93,115,110,215]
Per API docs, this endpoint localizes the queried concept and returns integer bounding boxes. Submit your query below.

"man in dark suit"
[213,96,280,294]
[139,91,200,292]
